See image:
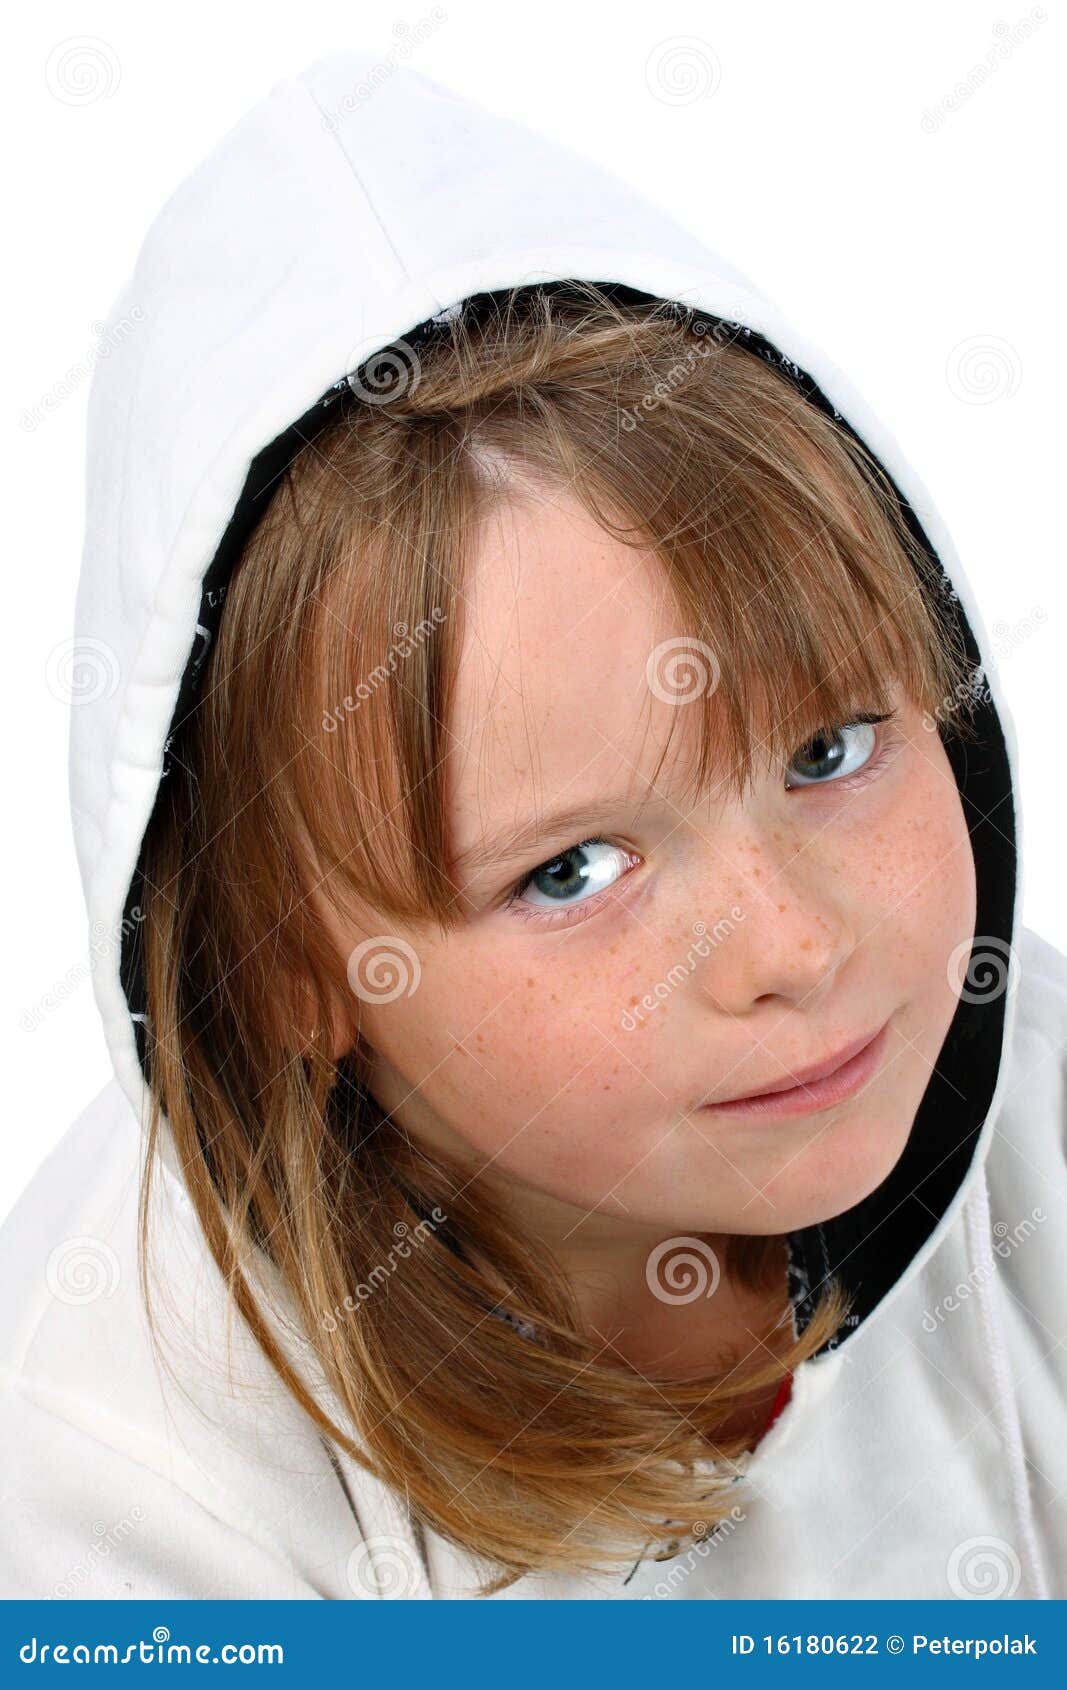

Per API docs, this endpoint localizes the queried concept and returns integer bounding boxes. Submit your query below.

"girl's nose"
[689,823,857,1017]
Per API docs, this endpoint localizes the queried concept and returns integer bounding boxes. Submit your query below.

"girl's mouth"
[700,1019,892,1119]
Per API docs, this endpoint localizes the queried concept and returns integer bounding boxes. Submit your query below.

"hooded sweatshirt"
[2,49,1066,1603]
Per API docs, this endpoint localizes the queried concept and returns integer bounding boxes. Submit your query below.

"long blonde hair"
[135,281,978,1593]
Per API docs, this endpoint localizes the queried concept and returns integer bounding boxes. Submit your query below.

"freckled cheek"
[418,956,638,1125]
[854,783,976,982]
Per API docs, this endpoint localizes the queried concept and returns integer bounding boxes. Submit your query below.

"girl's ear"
[286,972,358,1062]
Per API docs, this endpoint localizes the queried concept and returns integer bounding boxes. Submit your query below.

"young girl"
[2,50,1064,1602]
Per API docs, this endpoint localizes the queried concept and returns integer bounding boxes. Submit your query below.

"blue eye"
[509,837,636,922]
[785,716,890,789]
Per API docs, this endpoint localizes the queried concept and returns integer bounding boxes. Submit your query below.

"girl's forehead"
[453,486,682,730]
[446,489,713,869]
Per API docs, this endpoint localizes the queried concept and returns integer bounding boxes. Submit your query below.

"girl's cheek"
[851,757,976,975]
[408,944,631,1120]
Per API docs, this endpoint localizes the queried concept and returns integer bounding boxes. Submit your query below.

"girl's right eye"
[784,712,897,790]
[505,837,640,928]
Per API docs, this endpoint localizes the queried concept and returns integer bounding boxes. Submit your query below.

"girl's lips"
[700,1019,892,1119]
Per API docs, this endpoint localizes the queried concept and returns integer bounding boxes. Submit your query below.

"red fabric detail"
[762,1370,794,1435]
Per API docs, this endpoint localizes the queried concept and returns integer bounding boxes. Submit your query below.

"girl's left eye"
[505,838,639,928]
[784,713,897,790]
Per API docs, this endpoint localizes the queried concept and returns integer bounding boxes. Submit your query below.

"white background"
[3,0,1063,1221]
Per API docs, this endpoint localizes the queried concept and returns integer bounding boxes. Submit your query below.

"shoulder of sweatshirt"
[994,922,1067,1171]
[980,921,1067,1327]
[972,923,1067,1586]
[973,922,1067,1253]
[0,1076,381,1599]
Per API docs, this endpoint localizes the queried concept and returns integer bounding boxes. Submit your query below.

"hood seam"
[301,82,412,291]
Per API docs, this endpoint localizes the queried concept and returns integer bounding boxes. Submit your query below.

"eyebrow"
[451,705,898,881]
[452,794,655,880]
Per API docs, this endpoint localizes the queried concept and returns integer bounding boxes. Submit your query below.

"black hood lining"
[118,279,1015,1357]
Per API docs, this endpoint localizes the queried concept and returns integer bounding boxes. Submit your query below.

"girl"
[2,50,1064,1602]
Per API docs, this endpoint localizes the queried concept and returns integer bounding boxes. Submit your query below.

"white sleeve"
[0,1383,332,1600]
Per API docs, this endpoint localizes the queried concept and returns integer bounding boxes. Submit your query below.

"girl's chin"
[596,1096,920,1235]
[737,1113,916,1232]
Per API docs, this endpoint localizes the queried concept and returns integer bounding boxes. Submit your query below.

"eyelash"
[502,710,902,930]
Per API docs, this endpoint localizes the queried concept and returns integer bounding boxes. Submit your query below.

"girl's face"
[323,482,977,1251]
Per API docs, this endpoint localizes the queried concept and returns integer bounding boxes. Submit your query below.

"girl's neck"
[475,1161,791,1378]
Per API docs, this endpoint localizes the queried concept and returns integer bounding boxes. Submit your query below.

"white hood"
[4,40,1062,1604]
[72,47,1021,1355]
